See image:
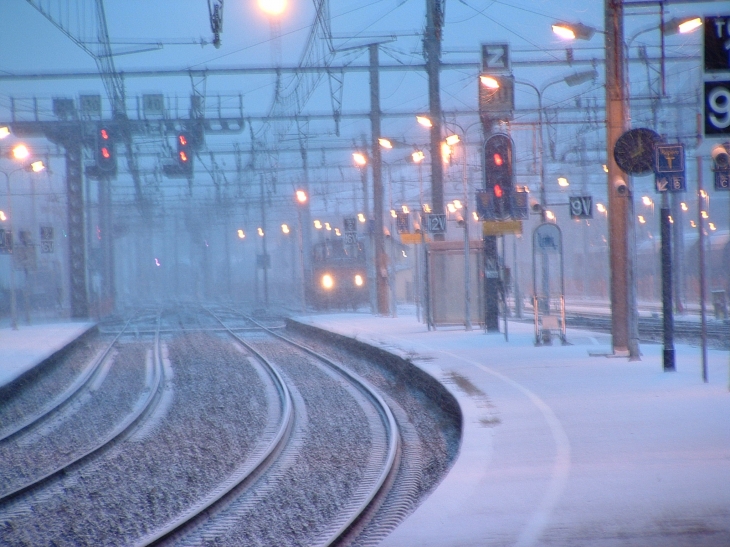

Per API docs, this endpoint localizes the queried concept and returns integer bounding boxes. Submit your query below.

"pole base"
[663,347,676,372]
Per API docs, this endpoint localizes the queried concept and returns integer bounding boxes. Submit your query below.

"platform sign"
[344,232,358,244]
[569,196,593,219]
[481,43,510,72]
[705,81,730,136]
[482,220,522,236]
[343,217,357,233]
[655,174,686,193]
[716,170,730,190]
[396,212,410,234]
[424,213,447,234]
[655,144,684,173]
[704,16,730,72]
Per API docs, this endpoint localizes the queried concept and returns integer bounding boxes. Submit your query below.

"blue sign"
[716,170,730,191]
[655,174,686,193]
[655,144,684,173]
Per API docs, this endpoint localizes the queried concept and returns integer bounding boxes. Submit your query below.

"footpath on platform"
[296,311,730,547]
[0,322,95,389]
[1,313,728,546]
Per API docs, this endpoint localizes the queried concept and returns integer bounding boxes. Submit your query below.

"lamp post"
[444,120,483,331]
[295,190,308,313]
[1,154,45,330]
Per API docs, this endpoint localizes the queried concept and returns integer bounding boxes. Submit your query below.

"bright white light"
[237,229,245,239]
[30,161,45,173]
[546,210,555,220]
[258,0,286,16]
[596,203,606,213]
[602,164,608,173]
[325,222,331,231]
[668,216,674,224]
[441,142,452,164]
[0,126,10,139]
[447,203,456,213]
[690,220,696,228]
[642,196,652,206]
[321,274,334,290]
[479,75,500,89]
[335,228,341,236]
[678,17,702,34]
[416,116,433,128]
[281,224,290,234]
[680,202,688,211]
[472,212,479,221]
[709,222,716,231]
[552,24,576,39]
[701,211,708,219]
[412,150,425,163]
[402,205,410,214]
[155,258,161,267]
[258,227,264,236]
[358,213,366,223]
[453,200,462,209]
[558,177,569,187]
[314,220,322,229]
[423,204,432,213]
[390,209,397,218]
[445,134,460,146]
[12,144,29,160]
[378,138,393,149]
[354,274,364,287]
[638,215,646,224]
[353,152,367,166]
[0,211,6,221]
[296,190,307,203]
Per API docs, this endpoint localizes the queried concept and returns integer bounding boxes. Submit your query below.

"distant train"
[307,238,368,310]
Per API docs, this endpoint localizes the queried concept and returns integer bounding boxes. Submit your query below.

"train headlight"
[354,274,364,287]
[321,274,334,290]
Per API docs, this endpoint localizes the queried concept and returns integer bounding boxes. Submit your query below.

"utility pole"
[369,43,389,315]
[605,0,638,358]
[425,0,445,233]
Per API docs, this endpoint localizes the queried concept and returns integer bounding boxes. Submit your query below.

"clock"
[613,128,663,176]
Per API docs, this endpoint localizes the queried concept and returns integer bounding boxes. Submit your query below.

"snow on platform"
[0,322,96,389]
[296,311,730,547]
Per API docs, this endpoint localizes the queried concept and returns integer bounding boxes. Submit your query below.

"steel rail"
[225,308,400,547]
[0,311,165,505]
[137,308,294,547]
[0,316,136,442]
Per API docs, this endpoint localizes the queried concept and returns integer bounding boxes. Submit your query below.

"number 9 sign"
[705,81,730,135]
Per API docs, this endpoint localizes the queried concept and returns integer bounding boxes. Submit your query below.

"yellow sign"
[482,220,523,236]
[400,233,429,244]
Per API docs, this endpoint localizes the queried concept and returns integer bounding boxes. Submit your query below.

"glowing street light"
[314,219,323,229]
[596,203,607,213]
[411,150,425,163]
[296,189,307,204]
[680,202,688,212]
[357,213,366,223]
[552,21,597,41]
[352,152,367,166]
[663,16,702,35]
[445,134,460,146]
[257,0,286,16]
[237,229,246,239]
[378,138,393,149]
[11,144,30,160]
[479,75,500,89]
[258,227,264,236]
[642,196,653,206]
[416,116,433,128]
[557,177,569,187]
[281,224,290,234]
[0,126,10,139]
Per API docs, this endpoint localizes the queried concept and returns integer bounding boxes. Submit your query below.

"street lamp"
[2,146,46,330]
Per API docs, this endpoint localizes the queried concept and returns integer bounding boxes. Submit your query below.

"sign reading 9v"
[705,81,730,136]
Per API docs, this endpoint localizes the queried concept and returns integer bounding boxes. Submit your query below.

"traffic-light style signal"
[484,134,513,219]
[176,132,193,173]
[95,126,117,173]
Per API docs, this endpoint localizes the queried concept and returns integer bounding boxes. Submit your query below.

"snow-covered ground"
[297,309,730,547]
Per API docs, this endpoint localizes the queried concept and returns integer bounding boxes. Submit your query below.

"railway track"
[0,311,164,504]
[0,305,459,547]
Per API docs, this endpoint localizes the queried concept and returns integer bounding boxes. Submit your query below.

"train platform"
[297,310,730,547]
[0,321,95,389]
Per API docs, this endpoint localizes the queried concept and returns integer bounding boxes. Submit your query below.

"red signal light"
[178,134,188,146]
[179,151,189,162]
[101,147,111,159]
[100,128,109,140]
[494,184,503,198]
[493,153,503,166]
